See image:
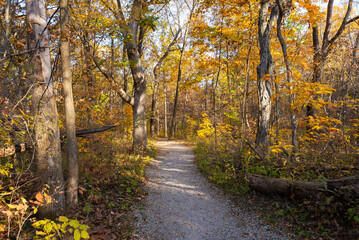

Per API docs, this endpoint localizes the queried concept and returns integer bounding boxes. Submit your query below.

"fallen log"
[1,125,119,158]
[248,174,359,199]
[0,143,32,158]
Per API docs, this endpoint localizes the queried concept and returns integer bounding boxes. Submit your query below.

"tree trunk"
[60,0,78,211]
[127,42,147,150]
[276,0,297,157]
[26,0,65,218]
[150,29,180,137]
[169,2,195,139]
[307,0,357,127]
[109,0,147,150]
[164,86,168,138]
[1,0,10,100]
[169,54,182,139]
[255,0,277,147]
[150,81,158,137]
[214,43,222,148]
[242,35,254,134]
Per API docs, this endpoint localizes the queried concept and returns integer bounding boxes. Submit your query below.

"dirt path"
[133,141,291,240]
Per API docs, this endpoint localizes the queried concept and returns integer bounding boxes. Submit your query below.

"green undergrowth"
[194,142,248,195]
[77,132,156,239]
[193,139,359,239]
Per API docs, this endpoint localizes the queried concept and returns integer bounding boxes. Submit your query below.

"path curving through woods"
[133,140,291,240]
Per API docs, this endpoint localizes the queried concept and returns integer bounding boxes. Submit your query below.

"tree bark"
[307,0,358,126]
[1,0,11,99]
[169,48,184,139]
[248,174,359,199]
[26,0,65,218]
[164,86,168,137]
[60,0,78,211]
[111,0,148,150]
[214,42,222,148]
[276,0,297,157]
[255,0,277,147]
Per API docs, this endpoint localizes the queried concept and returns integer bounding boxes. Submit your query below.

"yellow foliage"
[197,114,214,139]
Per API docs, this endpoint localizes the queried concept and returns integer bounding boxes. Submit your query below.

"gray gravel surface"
[133,140,291,240]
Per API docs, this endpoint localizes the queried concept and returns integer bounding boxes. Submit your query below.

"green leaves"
[32,217,90,240]
[139,15,159,31]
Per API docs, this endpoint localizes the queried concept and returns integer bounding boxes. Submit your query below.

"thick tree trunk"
[110,0,147,150]
[26,0,65,218]
[255,1,277,147]
[127,43,147,150]
[60,0,78,211]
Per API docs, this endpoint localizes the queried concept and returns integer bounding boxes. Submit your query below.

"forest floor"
[132,140,294,240]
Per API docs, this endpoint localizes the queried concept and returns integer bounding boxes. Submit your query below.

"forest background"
[0,0,358,239]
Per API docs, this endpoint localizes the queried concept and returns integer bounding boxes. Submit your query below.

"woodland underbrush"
[0,130,154,239]
[193,138,359,240]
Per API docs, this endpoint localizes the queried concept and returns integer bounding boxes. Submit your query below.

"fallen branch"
[1,125,119,158]
[60,125,119,137]
[244,138,266,162]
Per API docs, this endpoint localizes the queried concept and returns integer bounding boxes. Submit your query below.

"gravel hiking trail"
[133,140,291,240]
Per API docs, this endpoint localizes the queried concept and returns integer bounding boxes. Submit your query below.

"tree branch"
[327,0,355,52]
[153,28,181,79]
[322,0,334,48]
[91,54,134,105]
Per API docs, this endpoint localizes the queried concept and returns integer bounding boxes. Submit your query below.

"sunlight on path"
[133,141,290,240]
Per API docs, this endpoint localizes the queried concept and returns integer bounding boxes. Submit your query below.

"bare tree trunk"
[169,1,196,139]
[128,43,147,149]
[255,0,277,147]
[242,34,254,134]
[60,0,78,211]
[1,0,10,99]
[164,86,168,138]
[169,51,183,139]
[150,81,158,137]
[111,0,147,150]
[26,0,64,218]
[122,45,128,93]
[204,79,208,112]
[274,81,279,144]
[307,0,358,127]
[181,91,187,131]
[150,30,180,137]
[214,43,221,148]
[276,0,297,158]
